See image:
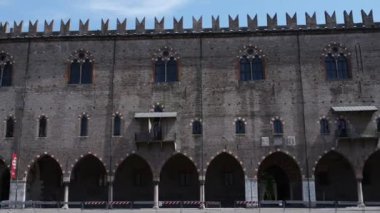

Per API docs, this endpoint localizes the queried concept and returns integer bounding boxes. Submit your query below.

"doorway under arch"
[160,154,199,201]
[0,160,10,201]
[314,151,356,201]
[257,152,302,201]
[26,155,63,201]
[363,151,380,202]
[69,155,107,202]
[113,155,153,201]
[205,153,245,207]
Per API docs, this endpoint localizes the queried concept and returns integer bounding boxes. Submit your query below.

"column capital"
[107,175,114,183]
[63,177,70,183]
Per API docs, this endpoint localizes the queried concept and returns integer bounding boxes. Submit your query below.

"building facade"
[0,10,379,208]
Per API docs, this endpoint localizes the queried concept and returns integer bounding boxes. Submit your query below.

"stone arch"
[205,150,247,174]
[69,152,107,177]
[69,154,108,202]
[113,154,153,201]
[25,155,63,201]
[159,153,199,201]
[257,151,302,201]
[362,150,380,202]
[314,151,356,201]
[205,152,245,207]
[23,153,64,179]
[0,159,10,201]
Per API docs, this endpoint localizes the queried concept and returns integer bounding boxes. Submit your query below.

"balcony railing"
[135,131,176,143]
[335,128,378,140]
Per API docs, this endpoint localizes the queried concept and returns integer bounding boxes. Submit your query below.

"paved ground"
[1,208,380,213]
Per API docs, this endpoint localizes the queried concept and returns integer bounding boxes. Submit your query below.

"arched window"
[113,114,121,136]
[153,47,179,83]
[38,116,47,137]
[239,45,265,81]
[320,118,330,135]
[68,49,94,84]
[192,120,202,135]
[323,43,351,80]
[273,119,283,135]
[0,51,14,87]
[80,115,89,137]
[5,117,15,138]
[235,119,246,134]
[337,118,348,137]
[377,118,380,132]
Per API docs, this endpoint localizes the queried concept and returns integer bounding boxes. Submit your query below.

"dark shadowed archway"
[26,155,63,201]
[363,151,380,202]
[160,154,199,201]
[0,160,10,201]
[113,155,153,201]
[205,153,245,207]
[69,155,107,202]
[315,151,356,201]
[257,152,302,201]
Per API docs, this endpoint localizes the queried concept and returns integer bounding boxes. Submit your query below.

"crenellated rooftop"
[0,10,378,39]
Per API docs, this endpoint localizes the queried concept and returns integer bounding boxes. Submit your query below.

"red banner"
[11,153,17,180]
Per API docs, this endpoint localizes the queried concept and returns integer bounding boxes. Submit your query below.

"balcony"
[335,128,378,143]
[135,131,176,148]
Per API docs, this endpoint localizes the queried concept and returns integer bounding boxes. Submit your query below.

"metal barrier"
[1,200,379,210]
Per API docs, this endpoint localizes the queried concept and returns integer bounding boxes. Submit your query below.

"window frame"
[192,120,203,135]
[322,43,351,81]
[112,113,122,137]
[272,119,284,136]
[152,47,180,83]
[5,116,15,139]
[38,116,48,138]
[238,45,265,81]
[0,51,14,87]
[79,114,89,137]
[67,49,94,85]
[320,118,330,135]
[235,119,246,135]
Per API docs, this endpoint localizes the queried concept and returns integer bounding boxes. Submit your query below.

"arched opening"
[363,151,380,202]
[0,160,10,201]
[257,152,302,201]
[26,155,63,201]
[160,154,199,201]
[315,151,356,201]
[113,155,153,201]
[69,155,107,202]
[205,153,245,207]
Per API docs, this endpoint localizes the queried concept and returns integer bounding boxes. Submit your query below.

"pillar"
[107,176,114,205]
[302,178,316,205]
[9,180,26,208]
[357,179,365,207]
[153,180,159,209]
[199,176,205,209]
[62,182,69,209]
[245,178,258,207]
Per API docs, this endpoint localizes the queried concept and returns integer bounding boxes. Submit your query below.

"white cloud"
[87,0,189,17]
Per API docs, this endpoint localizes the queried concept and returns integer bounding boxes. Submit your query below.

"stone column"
[108,176,114,206]
[153,180,159,209]
[9,180,26,208]
[62,181,69,209]
[357,179,365,207]
[199,176,205,209]
[302,178,316,205]
[245,178,258,207]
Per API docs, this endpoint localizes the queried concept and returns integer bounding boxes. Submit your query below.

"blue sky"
[0,0,379,31]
